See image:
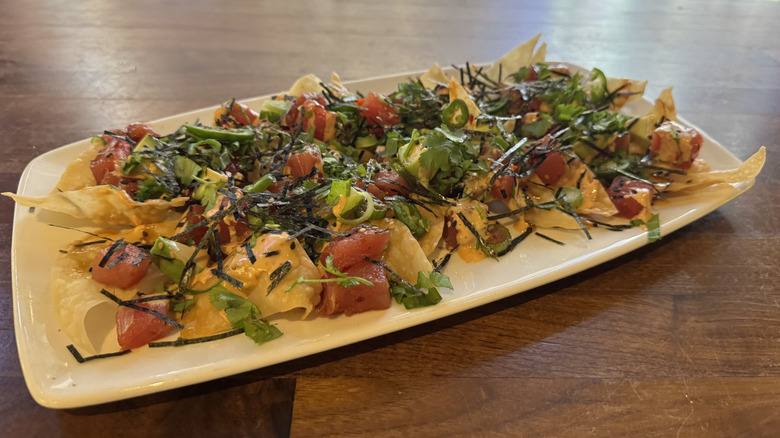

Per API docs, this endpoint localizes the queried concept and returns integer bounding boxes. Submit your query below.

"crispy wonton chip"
[54,138,103,192]
[531,42,547,65]
[226,233,322,319]
[557,161,619,217]
[447,78,481,130]
[484,33,542,83]
[661,146,766,192]
[524,208,582,230]
[371,218,434,284]
[651,87,677,122]
[328,72,351,98]
[417,203,446,257]
[606,77,648,109]
[4,186,187,226]
[182,233,323,338]
[52,221,179,354]
[287,73,325,97]
[421,62,451,89]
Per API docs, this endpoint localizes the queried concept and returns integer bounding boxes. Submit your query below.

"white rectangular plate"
[11,66,755,408]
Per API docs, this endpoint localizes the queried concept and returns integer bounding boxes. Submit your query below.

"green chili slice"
[184,124,255,142]
[390,200,430,238]
[589,68,608,104]
[440,99,469,129]
[245,174,276,193]
[484,97,510,115]
[556,187,584,210]
[482,223,512,256]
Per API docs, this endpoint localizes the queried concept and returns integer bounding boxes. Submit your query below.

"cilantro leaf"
[135,177,169,201]
[209,286,282,344]
[172,298,195,313]
[390,270,450,309]
[173,155,202,185]
[389,79,447,132]
[418,130,480,196]
[554,103,586,122]
[389,200,430,238]
[630,213,662,243]
[286,254,374,291]
[521,114,553,139]
[192,173,226,210]
[510,66,532,82]
[326,179,352,205]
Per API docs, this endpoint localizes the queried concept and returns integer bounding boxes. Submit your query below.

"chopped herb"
[286,254,373,292]
[630,213,662,242]
[209,286,282,344]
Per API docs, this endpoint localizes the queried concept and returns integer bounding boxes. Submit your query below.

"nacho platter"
[9,38,764,407]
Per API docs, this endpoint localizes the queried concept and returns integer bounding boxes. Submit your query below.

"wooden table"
[1,1,778,436]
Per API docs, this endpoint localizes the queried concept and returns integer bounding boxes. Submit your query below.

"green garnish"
[630,213,662,242]
[184,123,255,142]
[389,270,451,309]
[245,174,276,193]
[173,155,202,185]
[209,286,282,345]
[440,98,469,129]
[286,254,374,292]
[390,200,430,238]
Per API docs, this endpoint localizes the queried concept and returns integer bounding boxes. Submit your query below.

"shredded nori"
[268,260,292,295]
[66,344,131,363]
[496,227,534,257]
[98,238,127,268]
[535,232,566,246]
[104,251,128,269]
[100,289,184,329]
[244,241,257,264]
[456,211,496,258]
[364,257,423,294]
[74,239,108,247]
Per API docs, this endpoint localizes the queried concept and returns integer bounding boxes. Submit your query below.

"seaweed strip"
[245,241,257,264]
[74,240,108,247]
[556,201,592,240]
[100,289,184,329]
[364,257,423,293]
[212,269,244,289]
[105,251,128,269]
[432,249,456,272]
[123,294,176,304]
[66,344,131,363]
[456,212,496,258]
[491,138,528,170]
[535,232,566,246]
[496,226,533,257]
[486,205,535,221]
[267,260,292,295]
[99,239,127,268]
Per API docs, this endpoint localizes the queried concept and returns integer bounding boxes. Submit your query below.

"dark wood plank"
[291,377,780,437]
[0,376,296,438]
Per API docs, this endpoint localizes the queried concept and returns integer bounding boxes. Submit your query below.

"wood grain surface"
[1,0,778,436]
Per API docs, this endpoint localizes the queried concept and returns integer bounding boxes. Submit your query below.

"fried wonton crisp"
[4,186,187,226]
